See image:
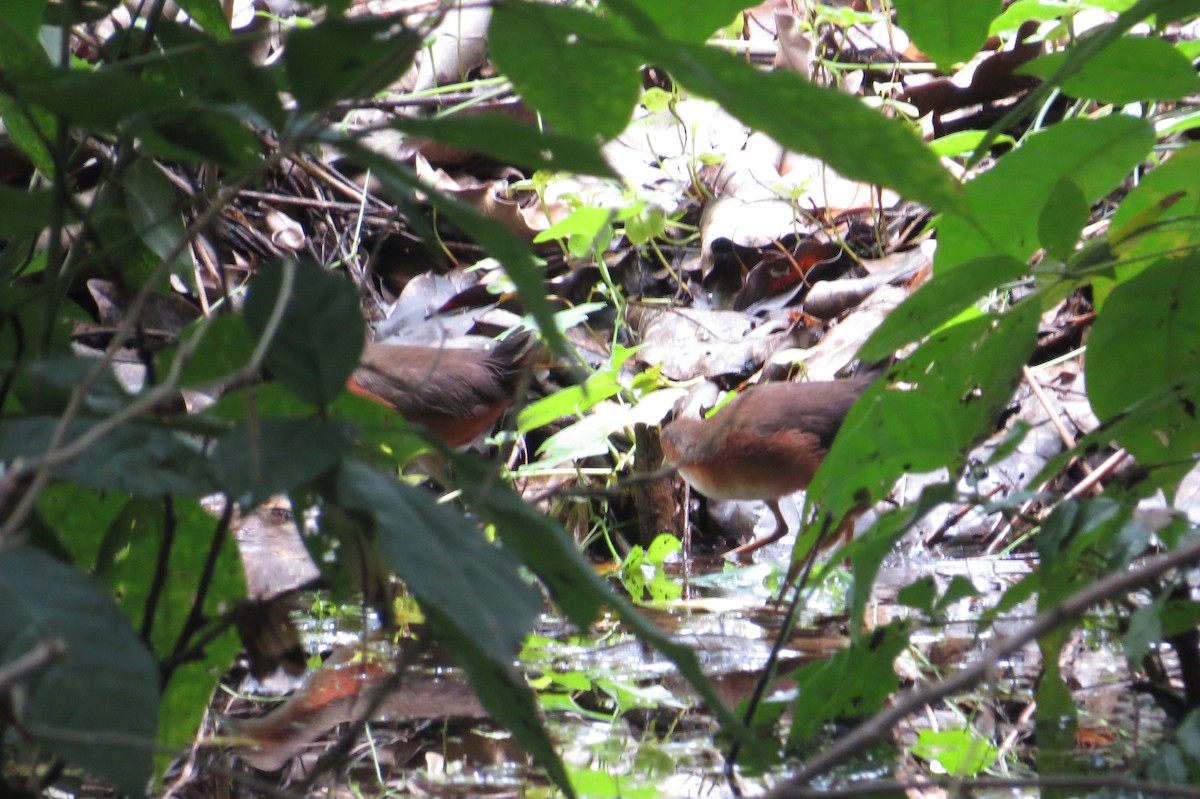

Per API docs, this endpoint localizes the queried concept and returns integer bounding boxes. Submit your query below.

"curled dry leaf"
[263,208,307,252]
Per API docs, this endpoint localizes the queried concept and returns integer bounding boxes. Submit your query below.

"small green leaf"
[243,259,365,409]
[913,727,998,776]
[893,0,1002,70]
[1021,35,1200,105]
[0,546,159,795]
[172,0,230,39]
[897,576,937,613]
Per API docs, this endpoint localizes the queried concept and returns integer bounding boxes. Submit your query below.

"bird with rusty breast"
[659,372,876,558]
[347,331,534,447]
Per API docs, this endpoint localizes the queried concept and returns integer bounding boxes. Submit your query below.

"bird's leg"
[723,499,790,561]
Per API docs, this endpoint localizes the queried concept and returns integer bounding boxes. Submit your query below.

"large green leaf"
[18,68,182,130]
[1086,257,1200,485]
[0,14,57,175]
[813,300,1038,520]
[651,40,965,214]
[392,114,616,177]
[434,615,574,798]
[243,259,365,409]
[212,419,354,507]
[603,0,755,43]
[94,498,245,766]
[124,156,191,278]
[787,623,909,747]
[860,254,1028,361]
[155,22,285,129]
[893,0,1002,70]
[939,115,1153,271]
[0,417,217,496]
[1097,141,1200,303]
[283,15,421,112]
[491,1,643,139]
[1021,35,1200,106]
[0,546,159,795]
[335,460,544,664]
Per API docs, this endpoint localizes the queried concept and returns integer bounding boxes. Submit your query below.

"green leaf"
[491,1,642,139]
[335,460,544,664]
[4,0,45,39]
[131,105,263,168]
[913,727,998,776]
[1038,176,1089,261]
[816,300,1038,520]
[897,576,937,613]
[451,454,751,741]
[0,417,217,496]
[155,22,285,129]
[0,14,58,175]
[435,621,575,798]
[788,623,909,746]
[0,546,158,795]
[20,68,183,131]
[243,259,365,409]
[172,0,230,39]
[1021,35,1200,105]
[212,419,353,507]
[860,254,1027,360]
[93,498,245,767]
[1123,597,1165,664]
[175,314,256,387]
[518,367,623,432]
[0,186,61,237]
[284,15,421,112]
[36,484,129,570]
[603,0,756,43]
[1097,141,1200,302]
[893,0,1003,70]
[124,157,191,278]
[1086,257,1200,482]
[939,115,1153,271]
[653,41,965,215]
[393,114,615,177]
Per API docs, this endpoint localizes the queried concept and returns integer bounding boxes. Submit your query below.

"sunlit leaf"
[1021,35,1200,105]
[893,0,1002,70]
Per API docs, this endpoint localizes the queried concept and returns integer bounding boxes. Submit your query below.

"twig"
[763,530,1200,796]
[0,640,67,692]
[164,501,235,683]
